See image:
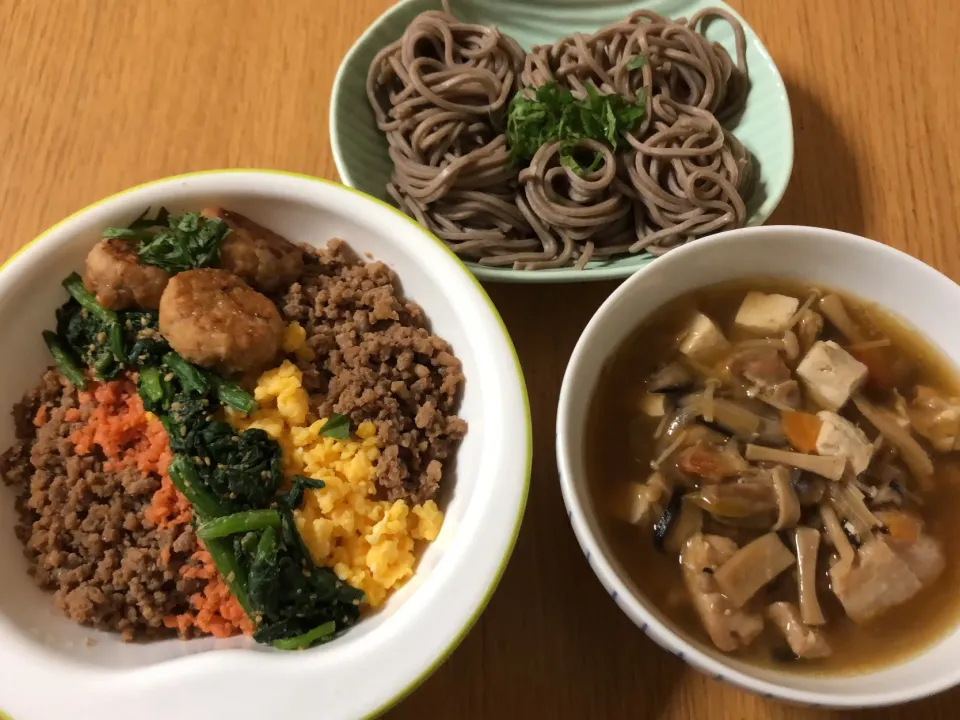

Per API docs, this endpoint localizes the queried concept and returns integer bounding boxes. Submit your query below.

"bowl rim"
[0,169,533,720]
[329,0,795,284]
[555,224,960,708]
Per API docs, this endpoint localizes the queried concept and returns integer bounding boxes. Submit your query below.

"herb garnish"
[104,208,230,274]
[319,412,351,439]
[506,81,646,175]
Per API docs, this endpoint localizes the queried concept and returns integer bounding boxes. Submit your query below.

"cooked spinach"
[55,300,122,380]
[42,330,87,389]
[196,509,282,540]
[41,271,364,649]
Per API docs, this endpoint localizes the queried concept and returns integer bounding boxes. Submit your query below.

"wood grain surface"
[2,1,960,718]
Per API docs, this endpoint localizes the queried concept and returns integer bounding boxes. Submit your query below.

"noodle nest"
[367,3,755,270]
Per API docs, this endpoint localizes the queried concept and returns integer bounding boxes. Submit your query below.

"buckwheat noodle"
[368,3,755,269]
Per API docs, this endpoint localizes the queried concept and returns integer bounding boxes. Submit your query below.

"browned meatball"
[83,238,170,310]
[201,207,303,295]
[159,269,283,374]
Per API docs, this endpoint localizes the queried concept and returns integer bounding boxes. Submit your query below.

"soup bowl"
[0,170,531,720]
[556,225,960,708]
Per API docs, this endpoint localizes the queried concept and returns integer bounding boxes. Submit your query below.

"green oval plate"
[330,0,793,283]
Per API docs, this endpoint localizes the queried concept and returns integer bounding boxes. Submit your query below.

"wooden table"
[2,1,959,718]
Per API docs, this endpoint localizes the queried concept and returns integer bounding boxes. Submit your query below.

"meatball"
[83,238,170,310]
[159,269,283,374]
[201,207,303,295]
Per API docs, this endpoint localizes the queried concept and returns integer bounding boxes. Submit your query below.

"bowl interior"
[557,226,960,707]
[331,0,793,283]
[0,172,529,720]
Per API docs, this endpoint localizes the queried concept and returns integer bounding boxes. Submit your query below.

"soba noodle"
[367,3,756,270]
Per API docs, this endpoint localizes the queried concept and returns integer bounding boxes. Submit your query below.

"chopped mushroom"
[771,466,801,530]
[676,438,747,481]
[727,347,800,409]
[827,482,883,538]
[820,504,856,575]
[853,394,934,487]
[680,534,764,652]
[819,294,865,342]
[766,602,832,659]
[909,386,960,452]
[793,527,826,625]
[691,481,778,520]
[665,498,704,554]
[647,362,695,393]
[796,341,868,411]
[796,309,824,355]
[815,411,875,476]
[712,532,796,608]
[682,395,761,440]
[745,444,846,481]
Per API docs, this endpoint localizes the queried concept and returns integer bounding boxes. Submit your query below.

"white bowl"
[0,170,531,720]
[556,225,960,708]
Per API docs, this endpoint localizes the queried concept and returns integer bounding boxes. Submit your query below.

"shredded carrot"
[781,411,822,454]
[71,378,252,639]
[33,405,49,427]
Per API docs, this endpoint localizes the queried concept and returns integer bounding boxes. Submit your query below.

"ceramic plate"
[330,0,794,283]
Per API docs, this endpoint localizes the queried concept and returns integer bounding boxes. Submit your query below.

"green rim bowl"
[330,0,794,283]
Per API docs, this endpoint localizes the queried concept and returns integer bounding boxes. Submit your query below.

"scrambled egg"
[228,323,443,608]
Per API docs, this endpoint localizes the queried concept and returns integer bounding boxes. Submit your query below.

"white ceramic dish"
[556,225,960,708]
[0,170,531,720]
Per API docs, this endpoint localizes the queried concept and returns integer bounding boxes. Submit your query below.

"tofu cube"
[734,291,800,336]
[640,392,667,418]
[678,312,731,364]
[796,341,868,411]
[816,411,874,475]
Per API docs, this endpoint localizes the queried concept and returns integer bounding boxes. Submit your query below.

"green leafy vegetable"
[163,351,210,396]
[62,272,117,324]
[167,454,231,519]
[203,535,253,615]
[278,476,326,512]
[42,330,87,389]
[626,55,648,70]
[211,376,257,414]
[271,621,337,651]
[196,509,282,540]
[506,81,646,175]
[319,413,351,440]
[121,310,169,367]
[39,270,363,650]
[104,209,231,274]
[56,300,122,380]
[241,516,363,645]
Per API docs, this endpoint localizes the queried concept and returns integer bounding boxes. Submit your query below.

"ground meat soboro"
[0,371,199,641]
[281,240,467,503]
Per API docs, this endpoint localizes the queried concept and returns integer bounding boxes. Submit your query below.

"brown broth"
[586,278,960,675]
